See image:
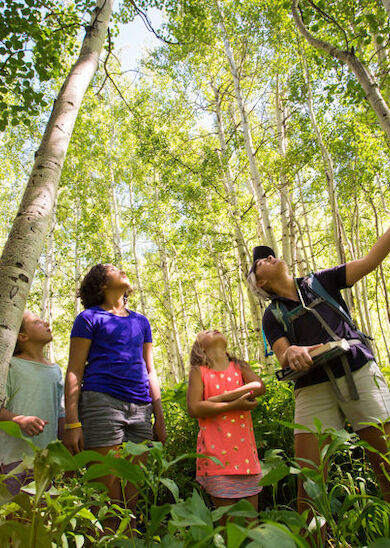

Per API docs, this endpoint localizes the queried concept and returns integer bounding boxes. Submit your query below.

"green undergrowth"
[0,380,389,547]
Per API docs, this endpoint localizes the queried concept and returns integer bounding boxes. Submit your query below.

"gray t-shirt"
[0,357,65,464]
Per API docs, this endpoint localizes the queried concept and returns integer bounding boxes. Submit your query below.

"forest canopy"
[2,0,389,381]
[1,1,390,546]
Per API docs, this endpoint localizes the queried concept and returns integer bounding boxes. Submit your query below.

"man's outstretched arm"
[346,225,390,286]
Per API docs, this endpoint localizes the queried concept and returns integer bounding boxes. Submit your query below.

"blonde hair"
[189,330,248,370]
[190,332,212,367]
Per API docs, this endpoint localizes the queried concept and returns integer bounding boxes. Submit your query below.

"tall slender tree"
[0,0,113,402]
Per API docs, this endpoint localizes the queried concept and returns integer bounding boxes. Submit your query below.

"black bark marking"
[18,274,28,283]
[9,286,18,299]
[55,124,66,135]
[0,324,11,331]
[15,262,23,268]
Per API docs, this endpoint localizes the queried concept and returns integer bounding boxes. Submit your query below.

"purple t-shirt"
[262,265,374,389]
[71,307,153,403]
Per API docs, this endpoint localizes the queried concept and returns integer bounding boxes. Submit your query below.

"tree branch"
[128,0,181,46]
[306,0,349,50]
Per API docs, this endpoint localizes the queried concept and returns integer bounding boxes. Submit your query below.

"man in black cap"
[247,237,390,513]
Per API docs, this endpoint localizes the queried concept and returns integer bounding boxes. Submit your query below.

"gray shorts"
[79,390,153,449]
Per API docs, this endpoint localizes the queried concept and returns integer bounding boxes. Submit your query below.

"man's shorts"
[79,390,153,449]
[294,361,390,434]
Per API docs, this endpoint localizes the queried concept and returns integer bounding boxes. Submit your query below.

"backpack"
[266,273,373,352]
[263,274,374,401]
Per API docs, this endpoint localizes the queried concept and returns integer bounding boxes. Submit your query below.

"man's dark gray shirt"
[262,265,374,389]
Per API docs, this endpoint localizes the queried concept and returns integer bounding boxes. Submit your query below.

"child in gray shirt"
[0,310,64,495]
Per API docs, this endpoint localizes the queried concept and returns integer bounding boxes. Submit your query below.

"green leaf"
[247,523,297,547]
[227,522,249,547]
[149,503,171,536]
[0,421,34,446]
[0,481,14,505]
[82,457,143,485]
[368,540,390,548]
[122,440,151,456]
[160,534,184,547]
[73,450,106,467]
[303,478,323,501]
[277,420,314,433]
[226,499,258,518]
[42,440,78,471]
[313,417,322,433]
[259,463,290,486]
[160,477,180,502]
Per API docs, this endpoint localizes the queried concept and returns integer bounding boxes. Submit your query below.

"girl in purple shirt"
[64,263,166,532]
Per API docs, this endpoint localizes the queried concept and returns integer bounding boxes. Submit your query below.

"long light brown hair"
[189,330,248,369]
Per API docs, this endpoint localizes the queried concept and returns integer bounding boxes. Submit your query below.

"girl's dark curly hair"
[79,263,131,309]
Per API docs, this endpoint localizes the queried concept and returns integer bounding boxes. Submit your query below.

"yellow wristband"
[64,422,82,430]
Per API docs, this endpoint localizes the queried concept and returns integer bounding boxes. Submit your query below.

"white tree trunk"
[212,85,261,333]
[301,49,346,264]
[216,8,277,252]
[153,185,185,380]
[235,248,249,360]
[174,258,191,357]
[74,194,81,317]
[292,0,390,140]
[41,202,57,363]
[0,0,113,403]
[192,279,206,330]
[128,178,147,316]
[297,173,317,271]
[381,0,390,16]
[275,75,292,267]
[108,128,122,264]
[41,203,57,322]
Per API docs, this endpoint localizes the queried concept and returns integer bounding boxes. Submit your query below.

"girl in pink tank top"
[187,329,265,512]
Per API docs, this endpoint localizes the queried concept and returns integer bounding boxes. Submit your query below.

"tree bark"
[41,202,57,323]
[297,173,317,271]
[109,138,122,264]
[0,0,113,403]
[216,5,278,252]
[275,75,292,268]
[381,0,390,16]
[41,202,57,363]
[128,178,147,316]
[300,47,346,265]
[74,193,81,318]
[212,84,261,335]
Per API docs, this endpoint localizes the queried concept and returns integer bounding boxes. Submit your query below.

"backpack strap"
[262,326,274,357]
[294,278,359,400]
[306,274,355,328]
[268,276,363,401]
[268,300,296,342]
[306,274,374,352]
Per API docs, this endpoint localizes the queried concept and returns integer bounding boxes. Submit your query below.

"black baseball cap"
[249,245,275,275]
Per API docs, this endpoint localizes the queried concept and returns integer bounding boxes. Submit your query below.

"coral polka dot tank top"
[196,361,261,477]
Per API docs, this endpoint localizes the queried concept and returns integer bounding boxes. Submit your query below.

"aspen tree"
[0,0,113,402]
